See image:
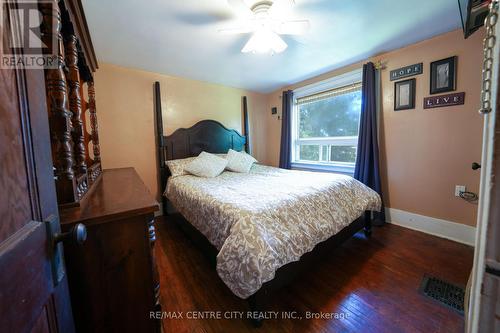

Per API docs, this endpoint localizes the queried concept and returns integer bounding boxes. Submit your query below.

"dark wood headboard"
[154,82,249,214]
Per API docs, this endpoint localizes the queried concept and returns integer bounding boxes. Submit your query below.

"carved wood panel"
[65,34,87,176]
[41,0,102,206]
[148,219,161,317]
[80,81,92,165]
[40,0,78,205]
[87,81,101,162]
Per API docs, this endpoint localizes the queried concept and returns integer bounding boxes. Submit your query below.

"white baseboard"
[154,203,164,217]
[385,208,476,246]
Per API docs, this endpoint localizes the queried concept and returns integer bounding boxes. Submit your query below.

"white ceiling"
[82,0,462,93]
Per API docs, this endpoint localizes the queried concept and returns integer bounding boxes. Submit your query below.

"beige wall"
[266,29,485,226]
[94,63,269,200]
[95,29,484,226]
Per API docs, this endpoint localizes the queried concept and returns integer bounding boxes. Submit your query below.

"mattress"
[165,164,381,298]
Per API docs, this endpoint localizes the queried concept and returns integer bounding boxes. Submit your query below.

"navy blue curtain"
[355,62,385,224]
[279,90,293,169]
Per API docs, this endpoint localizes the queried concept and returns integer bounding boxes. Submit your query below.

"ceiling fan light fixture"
[225,0,307,55]
[241,29,288,54]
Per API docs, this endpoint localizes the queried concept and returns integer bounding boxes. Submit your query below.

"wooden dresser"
[59,168,160,333]
[23,0,161,331]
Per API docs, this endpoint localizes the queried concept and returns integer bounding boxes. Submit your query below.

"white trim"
[296,136,358,146]
[468,14,500,333]
[155,203,164,217]
[291,161,354,175]
[293,68,363,99]
[385,208,476,246]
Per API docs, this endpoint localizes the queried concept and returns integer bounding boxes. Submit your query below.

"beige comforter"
[165,164,381,299]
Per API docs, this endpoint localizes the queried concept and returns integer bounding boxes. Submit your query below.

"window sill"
[291,162,355,176]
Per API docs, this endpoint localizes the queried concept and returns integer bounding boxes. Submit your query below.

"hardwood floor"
[155,216,474,333]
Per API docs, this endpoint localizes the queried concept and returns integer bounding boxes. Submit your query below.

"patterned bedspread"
[165,164,381,299]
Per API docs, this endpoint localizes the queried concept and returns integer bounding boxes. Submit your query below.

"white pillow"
[166,154,227,178]
[226,149,257,173]
[166,157,196,178]
[184,152,228,178]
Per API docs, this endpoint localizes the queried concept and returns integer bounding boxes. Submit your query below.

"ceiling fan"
[219,0,310,54]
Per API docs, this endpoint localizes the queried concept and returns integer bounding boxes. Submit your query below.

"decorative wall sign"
[390,63,423,81]
[424,92,465,109]
[430,56,457,94]
[394,78,416,111]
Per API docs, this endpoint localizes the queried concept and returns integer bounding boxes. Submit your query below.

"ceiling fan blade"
[241,31,288,54]
[218,26,254,34]
[269,0,295,19]
[269,33,288,53]
[276,20,310,35]
[227,0,253,18]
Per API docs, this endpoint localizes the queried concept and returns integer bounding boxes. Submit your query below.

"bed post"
[364,211,372,237]
[243,96,250,154]
[248,293,264,327]
[154,81,168,215]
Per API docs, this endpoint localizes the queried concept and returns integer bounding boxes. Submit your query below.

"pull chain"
[479,0,499,114]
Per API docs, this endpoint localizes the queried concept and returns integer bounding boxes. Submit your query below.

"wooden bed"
[153,82,372,326]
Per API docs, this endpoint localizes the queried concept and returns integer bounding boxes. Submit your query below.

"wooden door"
[0,2,75,333]
[475,21,500,330]
[468,2,500,332]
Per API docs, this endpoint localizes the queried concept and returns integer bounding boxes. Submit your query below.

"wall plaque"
[390,63,423,81]
[424,92,465,109]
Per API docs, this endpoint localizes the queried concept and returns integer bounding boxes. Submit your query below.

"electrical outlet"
[455,185,466,197]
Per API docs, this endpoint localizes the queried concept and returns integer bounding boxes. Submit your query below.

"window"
[291,69,363,174]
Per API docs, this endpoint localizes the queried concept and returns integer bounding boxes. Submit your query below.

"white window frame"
[291,68,363,174]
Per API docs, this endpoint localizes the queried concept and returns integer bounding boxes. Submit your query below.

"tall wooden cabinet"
[40,1,161,332]
[59,168,160,332]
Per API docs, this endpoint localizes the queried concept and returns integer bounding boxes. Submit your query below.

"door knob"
[472,162,481,170]
[45,216,87,285]
[54,223,87,245]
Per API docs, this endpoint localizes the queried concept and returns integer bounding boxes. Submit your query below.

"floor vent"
[419,275,465,314]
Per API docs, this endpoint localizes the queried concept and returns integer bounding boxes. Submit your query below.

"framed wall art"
[430,56,457,95]
[394,78,416,111]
